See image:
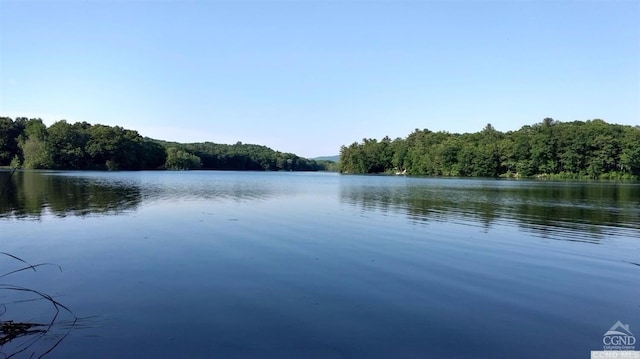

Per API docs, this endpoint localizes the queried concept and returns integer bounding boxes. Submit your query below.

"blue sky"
[1,1,638,158]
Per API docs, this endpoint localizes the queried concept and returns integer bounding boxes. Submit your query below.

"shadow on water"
[0,171,141,219]
[340,178,640,243]
[0,253,79,359]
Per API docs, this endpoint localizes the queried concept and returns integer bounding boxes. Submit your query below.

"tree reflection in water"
[340,179,640,243]
[0,170,141,219]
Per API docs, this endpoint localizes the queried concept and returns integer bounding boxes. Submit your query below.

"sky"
[0,1,638,158]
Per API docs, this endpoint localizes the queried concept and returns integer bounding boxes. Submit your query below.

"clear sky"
[1,1,638,158]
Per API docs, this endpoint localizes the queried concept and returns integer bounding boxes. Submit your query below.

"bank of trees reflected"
[0,171,290,219]
[0,171,141,218]
[340,180,640,242]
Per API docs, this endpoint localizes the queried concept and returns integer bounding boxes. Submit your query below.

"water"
[0,170,638,358]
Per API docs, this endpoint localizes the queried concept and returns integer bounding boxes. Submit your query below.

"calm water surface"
[0,170,638,358]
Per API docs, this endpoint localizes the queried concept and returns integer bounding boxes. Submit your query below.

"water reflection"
[0,171,141,219]
[340,178,640,243]
[0,171,283,219]
[1,172,638,357]
[137,172,277,203]
[4,171,639,243]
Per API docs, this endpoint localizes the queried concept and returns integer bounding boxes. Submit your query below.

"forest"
[0,117,330,171]
[339,118,640,179]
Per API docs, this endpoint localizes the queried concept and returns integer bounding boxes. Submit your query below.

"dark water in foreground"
[0,170,638,358]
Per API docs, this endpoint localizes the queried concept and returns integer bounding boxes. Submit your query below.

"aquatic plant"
[0,252,77,359]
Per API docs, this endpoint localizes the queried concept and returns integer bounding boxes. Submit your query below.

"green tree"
[530,118,558,174]
[165,147,202,170]
[140,140,167,170]
[85,125,150,170]
[0,117,16,165]
[390,137,408,172]
[46,120,89,169]
[18,119,52,169]
[475,124,503,177]
[620,126,640,175]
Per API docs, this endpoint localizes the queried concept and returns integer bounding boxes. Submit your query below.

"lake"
[0,170,638,358]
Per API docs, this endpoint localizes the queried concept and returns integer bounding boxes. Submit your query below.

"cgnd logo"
[603,321,636,350]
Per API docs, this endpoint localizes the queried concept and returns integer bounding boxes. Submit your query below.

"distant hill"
[313,155,339,162]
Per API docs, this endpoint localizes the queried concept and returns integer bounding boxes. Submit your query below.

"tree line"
[339,118,640,179]
[0,117,331,171]
[157,140,328,171]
